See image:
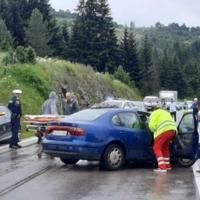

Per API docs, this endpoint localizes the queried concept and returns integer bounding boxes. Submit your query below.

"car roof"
[104,99,134,103]
[90,107,147,114]
[144,96,159,99]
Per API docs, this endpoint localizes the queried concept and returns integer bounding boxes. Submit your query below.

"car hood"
[0,105,11,124]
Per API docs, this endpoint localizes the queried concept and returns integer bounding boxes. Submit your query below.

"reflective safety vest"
[149,109,177,138]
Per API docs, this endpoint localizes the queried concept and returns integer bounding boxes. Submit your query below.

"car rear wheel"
[101,144,125,170]
[177,158,196,167]
[60,158,79,165]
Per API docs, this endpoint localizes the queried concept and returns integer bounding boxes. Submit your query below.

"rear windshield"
[67,109,108,121]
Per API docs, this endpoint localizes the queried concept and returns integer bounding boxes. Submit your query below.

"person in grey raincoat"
[41,91,58,115]
[37,91,58,144]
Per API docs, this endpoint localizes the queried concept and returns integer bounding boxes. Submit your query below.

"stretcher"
[24,115,65,132]
[0,112,6,116]
[24,115,65,158]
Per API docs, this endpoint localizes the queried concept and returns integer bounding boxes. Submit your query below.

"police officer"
[8,89,22,149]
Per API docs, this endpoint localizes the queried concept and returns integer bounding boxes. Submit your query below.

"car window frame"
[178,112,195,135]
[111,111,141,129]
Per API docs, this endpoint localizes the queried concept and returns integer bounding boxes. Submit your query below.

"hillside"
[54,10,200,47]
[0,56,141,115]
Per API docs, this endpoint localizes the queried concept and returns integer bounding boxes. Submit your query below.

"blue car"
[42,108,198,170]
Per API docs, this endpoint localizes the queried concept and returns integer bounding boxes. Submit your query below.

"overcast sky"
[49,0,200,27]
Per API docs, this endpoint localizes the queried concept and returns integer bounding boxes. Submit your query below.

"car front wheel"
[101,144,125,170]
[177,158,196,167]
[60,158,79,165]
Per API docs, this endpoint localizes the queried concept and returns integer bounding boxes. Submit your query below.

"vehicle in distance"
[159,90,178,102]
[0,105,11,142]
[182,100,193,110]
[143,96,160,111]
[92,99,137,109]
[42,108,198,170]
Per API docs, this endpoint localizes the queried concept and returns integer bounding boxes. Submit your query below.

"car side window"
[123,102,130,109]
[118,112,140,129]
[179,113,194,134]
[112,115,121,126]
[127,102,134,108]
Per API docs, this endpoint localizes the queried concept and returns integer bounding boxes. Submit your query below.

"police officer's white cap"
[12,89,22,94]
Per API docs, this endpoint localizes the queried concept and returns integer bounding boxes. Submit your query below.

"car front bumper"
[0,131,12,142]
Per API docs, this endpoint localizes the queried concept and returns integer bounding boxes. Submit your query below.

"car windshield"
[67,109,108,121]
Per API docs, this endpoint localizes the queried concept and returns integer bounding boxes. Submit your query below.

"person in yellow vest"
[149,108,177,172]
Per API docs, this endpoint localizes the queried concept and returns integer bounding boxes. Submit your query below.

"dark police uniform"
[8,95,22,148]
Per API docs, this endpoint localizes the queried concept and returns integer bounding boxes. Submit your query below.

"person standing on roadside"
[41,91,58,115]
[63,92,79,115]
[35,91,59,144]
[191,98,199,129]
[149,107,177,173]
[169,99,177,121]
[8,89,23,149]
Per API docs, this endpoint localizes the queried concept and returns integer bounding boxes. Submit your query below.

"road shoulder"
[193,160,200,196]
[0,137,37,154]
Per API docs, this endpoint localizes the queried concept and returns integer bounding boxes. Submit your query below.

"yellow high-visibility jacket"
[149,109,177,138]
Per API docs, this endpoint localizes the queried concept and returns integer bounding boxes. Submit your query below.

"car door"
[172,112,199,159]
[112,111,152,160]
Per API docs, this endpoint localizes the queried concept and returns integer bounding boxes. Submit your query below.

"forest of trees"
[0,0,200,98]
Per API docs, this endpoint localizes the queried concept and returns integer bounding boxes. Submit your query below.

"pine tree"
[120,27,129,71]
[185,62,200,97]
[120,26,139,85]
[6,1,26,46]
[139,34,153,94]
[171,56,187,98]
[69,0,87,63]
[0,17,13,50]
[70,0,118,72]
[95,0,119,73]
[127,28,139,84]
[61,23,70,59]
[26,8,52,57]
[50,23,66,57]
[62,23,69,44]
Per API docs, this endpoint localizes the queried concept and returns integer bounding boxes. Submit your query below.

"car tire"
[101,144,125,170]
[60,158,79,165]
[177,158,196,168]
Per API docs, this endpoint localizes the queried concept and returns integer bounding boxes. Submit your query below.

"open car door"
[172,111,199,167]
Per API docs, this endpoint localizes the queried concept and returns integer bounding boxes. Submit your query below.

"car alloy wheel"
[102,144,125,170]
[177,158,196,167]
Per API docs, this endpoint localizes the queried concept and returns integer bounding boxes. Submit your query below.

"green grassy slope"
[0,57,141,115]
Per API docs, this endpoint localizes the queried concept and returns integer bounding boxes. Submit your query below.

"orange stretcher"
[24,115,65,143]
[24,115,65,132]
[24,115,63,123]
[0,112,6,116]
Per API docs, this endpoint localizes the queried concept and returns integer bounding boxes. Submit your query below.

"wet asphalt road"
[0,144,199,200]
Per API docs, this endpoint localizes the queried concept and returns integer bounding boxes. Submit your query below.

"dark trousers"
[170,112,176,121]
[10,119,20,146]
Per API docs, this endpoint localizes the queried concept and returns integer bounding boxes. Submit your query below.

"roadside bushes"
[2,46,36,65]
[114,65,134,87]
